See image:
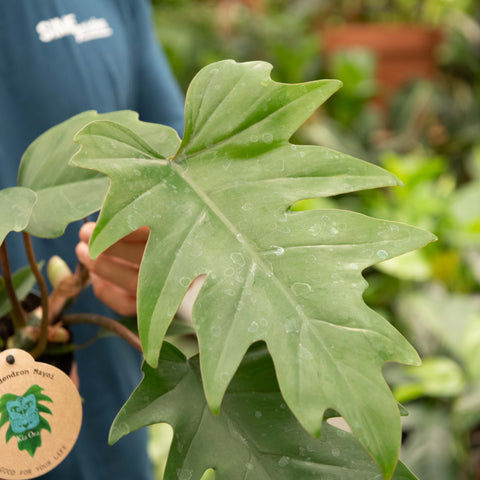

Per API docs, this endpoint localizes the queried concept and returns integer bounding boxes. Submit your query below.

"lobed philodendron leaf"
[110,342,418,480]
[72,60,435,477]
[0,187,37,244]
[17,110,180,238]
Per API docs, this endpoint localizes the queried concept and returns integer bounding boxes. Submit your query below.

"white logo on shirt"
[36,14,113,44]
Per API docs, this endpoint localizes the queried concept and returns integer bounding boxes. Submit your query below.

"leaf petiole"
[22,233,49,359]
[0,241,26,329]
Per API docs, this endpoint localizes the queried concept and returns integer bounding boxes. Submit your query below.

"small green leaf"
[0,187,37,244]
[110,343,418,480]
[18,110,180,238]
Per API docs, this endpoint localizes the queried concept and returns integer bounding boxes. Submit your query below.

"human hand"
[75,222,149,316]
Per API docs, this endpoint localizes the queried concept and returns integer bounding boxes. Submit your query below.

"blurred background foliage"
[149,1,480,478]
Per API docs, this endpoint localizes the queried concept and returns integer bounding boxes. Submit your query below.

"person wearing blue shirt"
[0,1,185,478]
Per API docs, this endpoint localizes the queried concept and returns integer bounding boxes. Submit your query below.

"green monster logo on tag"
[0,385,53,457]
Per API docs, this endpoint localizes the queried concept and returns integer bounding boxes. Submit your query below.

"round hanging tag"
[0,349,82,479]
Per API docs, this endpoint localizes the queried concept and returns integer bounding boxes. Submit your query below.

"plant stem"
[0,241,26,328]
[62,314,142,353]
[23,233,49,359]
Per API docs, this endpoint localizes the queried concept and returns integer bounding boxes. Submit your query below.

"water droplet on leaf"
[262,133,274,144]
[176,469,193,480]
[210,325,221,337]
[230,252,246,266]
[248,321,259,333]
[179,277,191,287]
[299,344,313,360]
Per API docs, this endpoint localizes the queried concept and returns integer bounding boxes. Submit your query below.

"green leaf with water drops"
[17,110,180,238]
[0,187,37,244]
[72,60,435,477]
[110,342,418,480]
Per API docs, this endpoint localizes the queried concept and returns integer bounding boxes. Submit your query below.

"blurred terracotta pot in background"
[322,23,444,107]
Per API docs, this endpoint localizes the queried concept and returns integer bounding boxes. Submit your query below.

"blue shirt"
[0,1,184,478]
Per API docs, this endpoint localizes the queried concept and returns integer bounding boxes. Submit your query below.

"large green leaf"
[0,186,37,244]
[17,110,181,238]
[72,60,435,477]
[110,342,417,480]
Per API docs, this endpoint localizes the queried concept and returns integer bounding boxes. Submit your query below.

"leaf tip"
[429,232,439,243]
[144,349,160,369]
[331,78,343,90]
[317,78,344,101]
[200,468,216,480]
[204,382,223,416]
[108,412,135,446]
[107,427,121,446]
[418,228,438,249]
[210,404,221,416]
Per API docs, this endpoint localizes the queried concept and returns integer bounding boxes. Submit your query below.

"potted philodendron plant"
[0,60,435,479]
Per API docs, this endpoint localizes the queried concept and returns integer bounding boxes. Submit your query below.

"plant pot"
[217,0,264,11]
[321,23,444,107]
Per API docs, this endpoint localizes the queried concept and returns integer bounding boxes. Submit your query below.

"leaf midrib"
[171,162,311,330]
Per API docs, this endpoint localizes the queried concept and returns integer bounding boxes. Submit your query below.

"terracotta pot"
[215,0,265,35]
[217,0,264,12]
[321,23,444,107]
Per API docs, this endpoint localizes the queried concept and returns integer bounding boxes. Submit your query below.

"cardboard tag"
[0,349,82,479]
